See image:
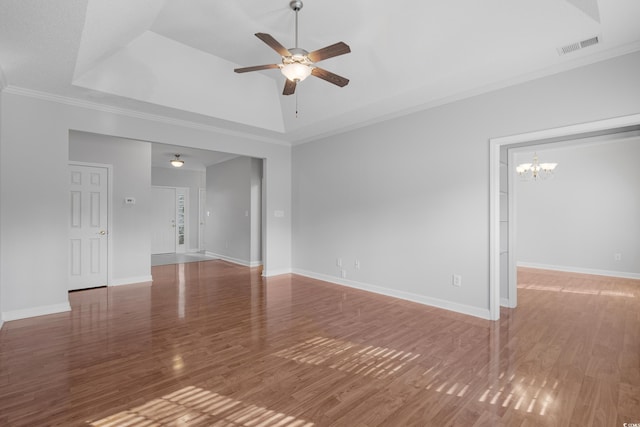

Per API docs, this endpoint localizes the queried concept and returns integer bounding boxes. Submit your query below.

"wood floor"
[1,263,639,426]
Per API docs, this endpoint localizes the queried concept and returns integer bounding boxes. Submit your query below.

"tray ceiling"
[1,0,639,144]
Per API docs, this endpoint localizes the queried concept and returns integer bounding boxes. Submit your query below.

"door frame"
[199,188,206,251]
[489,113,640,321]
[68,161,114,288]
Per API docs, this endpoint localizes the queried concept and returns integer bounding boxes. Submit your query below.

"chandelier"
[516,153,557,181]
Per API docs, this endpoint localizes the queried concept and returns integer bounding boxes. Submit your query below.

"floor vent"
[557,35,600,56]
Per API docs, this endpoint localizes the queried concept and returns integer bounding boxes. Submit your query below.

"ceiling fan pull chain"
[296,91,299,118]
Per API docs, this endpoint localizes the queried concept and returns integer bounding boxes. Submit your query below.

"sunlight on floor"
[416,365,557,417]
[88,386,314,427]
[477,372,559,416]
[274,336,420,379]
[418,365,472,399]
[519,282,635,298]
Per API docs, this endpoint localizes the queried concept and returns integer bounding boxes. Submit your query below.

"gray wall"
[1,93,73,318]
[205,157,262,266]
[515,136,640,277]
[151,166,205,251]
[2,51,639,323]
[69,131,152,284]
[0,87,3,328]
[292,51,640,318]
[0,89,290,321]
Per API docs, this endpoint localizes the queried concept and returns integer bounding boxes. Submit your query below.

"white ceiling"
[1,0,639,145]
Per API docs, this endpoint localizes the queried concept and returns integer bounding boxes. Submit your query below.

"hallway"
[151,251,218,266]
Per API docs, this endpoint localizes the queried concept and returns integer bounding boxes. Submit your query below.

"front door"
[69,164,109,290]
[151,187,177,254]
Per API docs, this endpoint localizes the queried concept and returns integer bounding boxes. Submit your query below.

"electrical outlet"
[336,258,342,267]
[452,274,462,287]
[614,253,622,262]
[341,269,347,279]
[354,260,360,269]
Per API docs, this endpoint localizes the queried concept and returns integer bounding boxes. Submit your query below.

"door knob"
[98,230,107,235]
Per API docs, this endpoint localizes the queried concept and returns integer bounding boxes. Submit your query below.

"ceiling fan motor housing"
[288,47,310,61]
[290,0,303,11]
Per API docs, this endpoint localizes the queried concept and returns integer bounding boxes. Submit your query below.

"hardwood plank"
[0,263,638,426]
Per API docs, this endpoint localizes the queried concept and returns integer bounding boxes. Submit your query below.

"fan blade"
[234,64,280,73]
[255,33,291,57]
[283,79,297,96]
[311,67,349,87]
[307,42,351,63]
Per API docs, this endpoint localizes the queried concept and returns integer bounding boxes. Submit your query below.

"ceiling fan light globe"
[281,62,312,82]
[170,154,184,167]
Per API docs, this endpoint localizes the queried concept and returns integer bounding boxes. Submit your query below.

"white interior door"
[151,187,176,254]
[69,164,109,290]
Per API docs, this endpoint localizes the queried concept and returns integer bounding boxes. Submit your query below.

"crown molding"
[2,85,291,147]
[290,40,640,146]
[5,40,640,148]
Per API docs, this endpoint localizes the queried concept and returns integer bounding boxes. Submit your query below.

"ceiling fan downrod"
[290,0,303,49]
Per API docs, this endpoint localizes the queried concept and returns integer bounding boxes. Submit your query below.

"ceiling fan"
[234,0,351,96]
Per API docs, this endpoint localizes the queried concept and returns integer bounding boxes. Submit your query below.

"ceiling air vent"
[557,35,600,56]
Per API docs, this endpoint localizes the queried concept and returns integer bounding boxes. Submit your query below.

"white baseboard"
[205,252,262,268]
[110,275,153,286]
[263,268,293,277]
[517,262,640,280]
[2,302,72,322]
[188,248,200,253]
[0,319,4,330]
[292,269,492,320]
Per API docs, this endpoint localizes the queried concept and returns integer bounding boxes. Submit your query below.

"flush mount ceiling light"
[170,154,184,168]
[516,153,557,181]
[234,0,351,96]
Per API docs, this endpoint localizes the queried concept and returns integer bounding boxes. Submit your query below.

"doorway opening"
[150,143,265,270]
[489,113,640,321]
[69,131,269,286]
